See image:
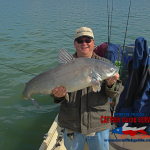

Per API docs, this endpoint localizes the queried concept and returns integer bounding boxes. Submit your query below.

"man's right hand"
[52,86,67,98]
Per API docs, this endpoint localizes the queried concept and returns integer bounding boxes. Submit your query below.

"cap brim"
[75,36,94,41]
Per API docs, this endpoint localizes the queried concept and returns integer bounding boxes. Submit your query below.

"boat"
[39,115,90,150]
[39,44,150,150]
[38,114,121,150]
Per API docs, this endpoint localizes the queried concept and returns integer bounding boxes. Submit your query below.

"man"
[51,27,122,150]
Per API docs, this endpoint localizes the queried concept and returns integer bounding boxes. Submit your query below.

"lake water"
[0,0,150,149]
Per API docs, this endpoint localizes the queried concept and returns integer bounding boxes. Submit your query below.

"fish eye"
[110,68,114,72]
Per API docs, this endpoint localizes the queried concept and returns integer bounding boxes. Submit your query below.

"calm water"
[0,0,150,149]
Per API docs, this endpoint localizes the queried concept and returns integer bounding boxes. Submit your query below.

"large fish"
[22,48,118,108]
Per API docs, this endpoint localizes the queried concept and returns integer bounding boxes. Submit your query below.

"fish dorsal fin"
[58,48,75,64]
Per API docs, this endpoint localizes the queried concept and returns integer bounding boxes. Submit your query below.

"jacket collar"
[73,52,98,59]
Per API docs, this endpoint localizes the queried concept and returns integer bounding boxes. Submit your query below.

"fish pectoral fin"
[90,69,102,81]
[30,98,40,109]
[58,48,75,64]
[91,78,101,92]
[90,70,102,92]
[65,93,69,102]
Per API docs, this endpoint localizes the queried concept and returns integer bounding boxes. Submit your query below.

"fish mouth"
[112,67,119,76]
[106,70,118,78]
[112,70,118,76]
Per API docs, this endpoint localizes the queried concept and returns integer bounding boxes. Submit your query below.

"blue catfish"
[22,48,118,108]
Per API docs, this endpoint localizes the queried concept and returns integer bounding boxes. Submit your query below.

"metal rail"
[117,45,150,61]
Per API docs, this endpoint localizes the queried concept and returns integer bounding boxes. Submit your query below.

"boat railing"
[117,45,150,61]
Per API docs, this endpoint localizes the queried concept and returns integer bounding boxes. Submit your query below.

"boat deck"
[39,115,90,150]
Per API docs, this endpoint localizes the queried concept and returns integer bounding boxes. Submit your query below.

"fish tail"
[22,95,28,100]
[30,98,40,109]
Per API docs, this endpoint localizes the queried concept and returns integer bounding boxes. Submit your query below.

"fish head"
[102,66,118,78]
[93,59,119,79]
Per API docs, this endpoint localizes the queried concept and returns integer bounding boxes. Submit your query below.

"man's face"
[74,36,95,58]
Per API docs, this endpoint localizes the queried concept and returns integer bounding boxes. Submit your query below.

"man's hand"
[52,86,66,98]
[106,73,119,87]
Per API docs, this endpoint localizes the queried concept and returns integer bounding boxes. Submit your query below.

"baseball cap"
[74,27,94,41]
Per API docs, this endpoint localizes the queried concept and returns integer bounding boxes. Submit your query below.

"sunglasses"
[76,38,92,44]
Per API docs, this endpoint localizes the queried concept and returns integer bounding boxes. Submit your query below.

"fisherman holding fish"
[51,27,122,150]
[22,27,122,149]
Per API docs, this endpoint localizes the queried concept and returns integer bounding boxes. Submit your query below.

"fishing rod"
[107,0,110,53]
[53,27,74,40]
[122,0,131,50]
[116,0,132,80]
[118,0,132,62]
[1,63,36,76]
[110,0,113,43]
[107,0,113,60]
